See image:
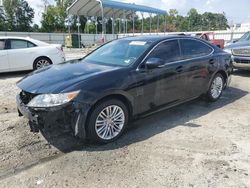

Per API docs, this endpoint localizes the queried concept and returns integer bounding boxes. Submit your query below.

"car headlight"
[27,91,80,108]
[224,48,232,54]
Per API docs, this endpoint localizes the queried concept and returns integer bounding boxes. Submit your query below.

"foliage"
[2,0,34,31]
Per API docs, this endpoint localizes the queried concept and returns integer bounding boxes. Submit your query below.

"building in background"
[229,23,250,32]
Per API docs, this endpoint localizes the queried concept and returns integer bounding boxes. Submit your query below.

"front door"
[132,39,187,114]
[0,39,9,72]
[6,39,35,71]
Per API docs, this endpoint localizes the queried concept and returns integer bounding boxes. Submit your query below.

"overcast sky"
[27,0,250,25]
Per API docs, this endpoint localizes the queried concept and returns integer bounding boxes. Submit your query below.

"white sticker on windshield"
[129,41,147,46]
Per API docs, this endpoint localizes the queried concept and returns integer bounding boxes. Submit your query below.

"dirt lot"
[0,70,250,188]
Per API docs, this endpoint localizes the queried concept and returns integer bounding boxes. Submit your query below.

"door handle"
[175,65,183,73]
[209,59,215,64]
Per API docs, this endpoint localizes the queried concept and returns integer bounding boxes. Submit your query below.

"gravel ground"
[0,68,250,188]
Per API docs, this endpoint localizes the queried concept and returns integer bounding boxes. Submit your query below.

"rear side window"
[148,40,181,63]
[180,39,213,59]
[9,39,36,49]
[0,39,5,50]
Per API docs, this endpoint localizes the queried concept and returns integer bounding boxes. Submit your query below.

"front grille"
[232,48,250,57]
[20,91,37,105]
[234,59,250,64]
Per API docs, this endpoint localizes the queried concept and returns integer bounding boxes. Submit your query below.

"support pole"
[100,2,105,43]
[141,12,144,34]
[123,10,126,35]
[149,13,152,34]
[95,16,98,35]
[112,9,115,35]
[77,15,81,48]
[157,14,159,35]
[119,18,121,34]
[164,15,167,35]
[132,12,135,36]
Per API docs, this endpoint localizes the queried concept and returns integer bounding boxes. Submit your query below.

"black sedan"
[16,35,232,143]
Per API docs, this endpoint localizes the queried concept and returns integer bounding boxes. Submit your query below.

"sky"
[26,0,250,25]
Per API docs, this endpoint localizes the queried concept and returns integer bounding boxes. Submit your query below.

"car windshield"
[84,40,151,67]
[238,32,250,42]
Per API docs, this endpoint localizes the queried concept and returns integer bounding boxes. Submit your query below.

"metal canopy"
[67,0,167,18]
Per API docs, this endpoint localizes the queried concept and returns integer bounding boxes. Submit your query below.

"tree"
[3,0,34,31]
[41,0,87,33]
[0,6,5,31]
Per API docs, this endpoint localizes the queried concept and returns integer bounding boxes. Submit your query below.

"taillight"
[56,46,63,52]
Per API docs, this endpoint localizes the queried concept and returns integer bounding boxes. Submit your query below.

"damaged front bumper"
[16,94,91,139]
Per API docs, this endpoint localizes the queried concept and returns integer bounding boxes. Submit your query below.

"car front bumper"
[232,55,250,70]
[16,94,90,139]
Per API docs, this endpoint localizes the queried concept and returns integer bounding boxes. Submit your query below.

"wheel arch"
[216,70,228,87]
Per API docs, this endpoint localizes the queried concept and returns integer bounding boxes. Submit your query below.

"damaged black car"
[16,35,232,143]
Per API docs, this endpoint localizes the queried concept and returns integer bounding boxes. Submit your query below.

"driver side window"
[147,40,181,64]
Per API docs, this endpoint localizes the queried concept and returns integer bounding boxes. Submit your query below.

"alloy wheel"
[210,76,223,99]
[95,105,125,140]
[36,59,51,69]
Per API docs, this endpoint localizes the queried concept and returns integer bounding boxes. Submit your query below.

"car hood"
[225,41,250,49]
[17,60,120,94]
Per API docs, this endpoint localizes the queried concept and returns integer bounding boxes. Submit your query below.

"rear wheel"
[206,73,224,102]
[87,99,129,143]
[34,57,52,70]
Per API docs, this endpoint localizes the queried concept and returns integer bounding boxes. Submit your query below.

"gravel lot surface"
[0,66,250,187]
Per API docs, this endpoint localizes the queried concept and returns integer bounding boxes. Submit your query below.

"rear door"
[6,39,37,71]
[0,39,9,72]
[179,38,214,98]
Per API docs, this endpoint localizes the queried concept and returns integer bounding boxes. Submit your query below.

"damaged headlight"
[27,91,80,108]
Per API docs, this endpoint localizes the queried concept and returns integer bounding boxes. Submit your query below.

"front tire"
[87,99,129,143]
[206,73,224,102]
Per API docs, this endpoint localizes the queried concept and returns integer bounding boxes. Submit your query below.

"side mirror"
[232,39,238,43]
[145,58,165,69]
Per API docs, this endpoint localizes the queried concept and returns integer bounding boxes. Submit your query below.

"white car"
[0,36,65,73]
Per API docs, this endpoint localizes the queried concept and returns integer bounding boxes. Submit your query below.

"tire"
[206,73,225,102]
[33,57,52,70]
[87,99,129,143]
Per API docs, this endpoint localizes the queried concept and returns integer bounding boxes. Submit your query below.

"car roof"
[119,35,200,43]
[0,36,49,46]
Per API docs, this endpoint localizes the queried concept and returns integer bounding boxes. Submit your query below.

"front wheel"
[87,99,129,143]
[206,73,224,102]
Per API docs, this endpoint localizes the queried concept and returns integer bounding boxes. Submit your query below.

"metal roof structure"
[68,0,167,18]
[67,0,168,46]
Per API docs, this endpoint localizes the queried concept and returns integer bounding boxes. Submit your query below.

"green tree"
[41,0,87,33]
[0,6,5,31]
[3,0,34,31]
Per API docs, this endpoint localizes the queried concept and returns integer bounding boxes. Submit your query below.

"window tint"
[0,40,5,50]
[148,40,181,63]
[10,39,36,49]
[180,39,213,59]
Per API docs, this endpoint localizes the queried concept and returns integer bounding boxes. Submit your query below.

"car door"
[6,39,36,71]
[132,39,187,114]
[0,39,10,72]
[179,38,214,98]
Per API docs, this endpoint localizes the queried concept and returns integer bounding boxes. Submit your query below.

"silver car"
[224,31,250,70]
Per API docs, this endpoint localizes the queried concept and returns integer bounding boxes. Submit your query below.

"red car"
[196,32,225,49]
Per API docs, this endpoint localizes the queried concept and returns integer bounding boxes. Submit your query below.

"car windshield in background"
[238,32,250,42]
[84,40,151,67]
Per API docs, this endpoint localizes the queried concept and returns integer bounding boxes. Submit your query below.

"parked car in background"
[195,32,225,49]
[225,31,250,48]
[224,31,250,70]
[0,37,65,73]
[16,36,232,143]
